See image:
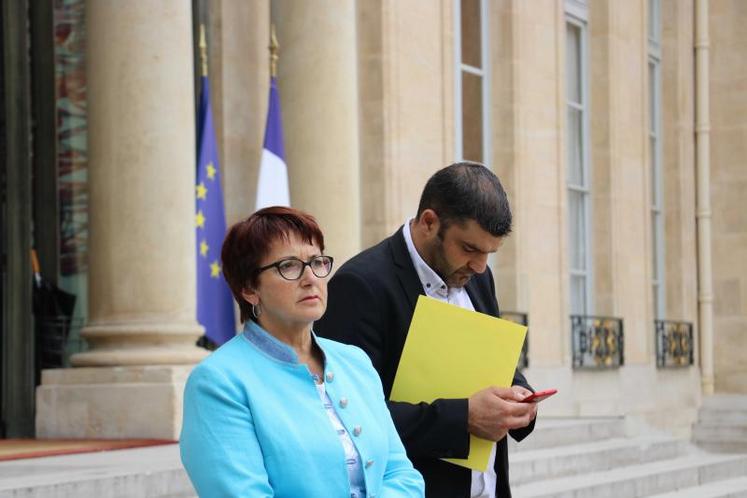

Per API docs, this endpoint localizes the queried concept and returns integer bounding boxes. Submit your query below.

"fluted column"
[71,0,206,366]
[272,1,361,264]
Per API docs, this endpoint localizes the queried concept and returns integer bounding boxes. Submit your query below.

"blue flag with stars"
[196,75,235,345]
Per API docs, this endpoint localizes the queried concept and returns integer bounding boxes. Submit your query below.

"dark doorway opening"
[1,0,35,438]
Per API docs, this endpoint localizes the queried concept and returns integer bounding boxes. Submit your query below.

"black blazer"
[316,227,534,498]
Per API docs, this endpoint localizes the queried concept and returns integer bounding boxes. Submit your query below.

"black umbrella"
[31,250,76,375]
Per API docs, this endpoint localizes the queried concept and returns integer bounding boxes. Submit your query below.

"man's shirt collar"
[402,219,449,299]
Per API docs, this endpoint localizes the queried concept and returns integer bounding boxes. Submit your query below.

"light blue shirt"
[315,381,366,497]
[180,320,424,498]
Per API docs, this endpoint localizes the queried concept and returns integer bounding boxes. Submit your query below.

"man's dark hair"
[416,161,512,237]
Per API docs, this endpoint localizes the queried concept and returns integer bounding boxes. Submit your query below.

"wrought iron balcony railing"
[500,311,529,370]
[571,315,624,369]
[655,320,694,368]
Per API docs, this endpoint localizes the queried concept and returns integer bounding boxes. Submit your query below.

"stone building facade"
[205,0,746,436]
[1,0,744,439]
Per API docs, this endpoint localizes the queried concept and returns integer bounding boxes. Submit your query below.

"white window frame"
[648,0,665,319]
[454,0,490,165]
[565,3,592,316]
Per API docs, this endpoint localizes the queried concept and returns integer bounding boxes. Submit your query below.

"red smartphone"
[520,388,557,403]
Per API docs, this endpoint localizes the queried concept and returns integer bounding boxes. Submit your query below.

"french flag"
[256,77,290,209]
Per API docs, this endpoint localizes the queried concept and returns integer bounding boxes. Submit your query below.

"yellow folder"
[389,295,527,471]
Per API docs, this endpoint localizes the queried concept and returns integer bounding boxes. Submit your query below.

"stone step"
[697,440,747,454]
[0,444,193,498]
[509,436,687,485]
[511,452,747,498]
[698,410,747,425]
[647,476,747,498]
[694,395,747,454]
[695,424,747,438]
[701,395,747,411]
[510,417,625,452]
[694,424,747,452]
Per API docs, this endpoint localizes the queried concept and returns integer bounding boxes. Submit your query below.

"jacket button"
[339,397,348,408]
[325,371,335,382]
[353,426,362,437]
[365,459,374,468]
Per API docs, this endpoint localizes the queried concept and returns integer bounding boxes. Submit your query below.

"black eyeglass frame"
[256,255,335,281]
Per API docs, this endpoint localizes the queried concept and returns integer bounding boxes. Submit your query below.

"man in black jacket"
[316,162,537,498]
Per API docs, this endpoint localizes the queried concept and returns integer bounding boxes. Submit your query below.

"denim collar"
[242,319,323,365]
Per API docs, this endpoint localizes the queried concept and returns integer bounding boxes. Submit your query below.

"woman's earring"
[252,303,261,319]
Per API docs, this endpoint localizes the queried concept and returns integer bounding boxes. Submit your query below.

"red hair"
[221,206,325,322]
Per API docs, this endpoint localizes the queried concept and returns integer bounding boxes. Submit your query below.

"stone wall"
[710,0,747,393]
[209,0,744,432]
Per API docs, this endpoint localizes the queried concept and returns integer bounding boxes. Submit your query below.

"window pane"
[55,0,89,363]
[569,190,587,271]
[566,18,589,318]
[55,0,89,319]
[571,275,587,315]
[461,0,482,68]
[462,71,483,162]
[567,107,584,186]
[566,23,581,104]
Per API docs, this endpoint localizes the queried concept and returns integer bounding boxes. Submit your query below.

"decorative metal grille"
[655,320,694,368]
[500,311,529,370]
[571,315,624,369]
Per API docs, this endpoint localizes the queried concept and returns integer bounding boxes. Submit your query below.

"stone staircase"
[0,444,195,498]
[693,394,747,454]
[4,416,747,497]
[510,417,747,498]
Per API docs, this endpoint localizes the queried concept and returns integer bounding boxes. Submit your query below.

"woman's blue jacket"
[180,320,424,497]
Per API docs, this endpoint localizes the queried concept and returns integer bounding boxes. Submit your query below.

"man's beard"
[431,239,474,288]
[445,269,475,288]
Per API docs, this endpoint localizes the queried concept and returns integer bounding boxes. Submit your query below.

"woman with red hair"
[180,206,424,498]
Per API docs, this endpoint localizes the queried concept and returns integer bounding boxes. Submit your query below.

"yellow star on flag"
[206,163,216,180]
[199,239,209,257]
[196,210,205,229]
[210,261,221,278]
[196,182,208,200]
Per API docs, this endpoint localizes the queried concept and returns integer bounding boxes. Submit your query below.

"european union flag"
[195,75,235,345]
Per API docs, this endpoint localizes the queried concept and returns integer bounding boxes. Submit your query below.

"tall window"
[648,0,665,318]
[454,0,489,163]
[566,1,591,315]
[55,0,89,323]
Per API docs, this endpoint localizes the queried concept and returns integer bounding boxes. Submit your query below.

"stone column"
[272,1,361,264]
[491,0,572,416]
[500,1,569,366]
[661,0,697,330]
[216,0,271,227]
[36,1,206,439]
[357,1,455,248]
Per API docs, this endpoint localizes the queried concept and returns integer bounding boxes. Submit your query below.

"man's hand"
[511,385,539,422]
[467,386,538,441]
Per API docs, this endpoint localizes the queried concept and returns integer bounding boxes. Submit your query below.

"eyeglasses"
[257,255,334,281]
